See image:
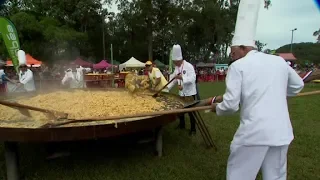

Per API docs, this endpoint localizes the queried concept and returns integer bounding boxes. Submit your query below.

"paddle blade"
[16,107,32,117]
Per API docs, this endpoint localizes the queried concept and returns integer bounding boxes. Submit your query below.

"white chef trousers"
[227,144,289,180]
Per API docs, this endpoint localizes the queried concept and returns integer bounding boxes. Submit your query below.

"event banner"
[0,17,20,73]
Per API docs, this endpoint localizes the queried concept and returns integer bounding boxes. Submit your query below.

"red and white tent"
[93,60,112,69]
[6,54,42,67]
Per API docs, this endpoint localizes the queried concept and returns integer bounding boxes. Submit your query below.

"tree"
[1,0,242,65]
[276,43,320,65]
[313,28,320,43]
[255,40,267,51]
[1,0,105,63]
[264,0,271,9]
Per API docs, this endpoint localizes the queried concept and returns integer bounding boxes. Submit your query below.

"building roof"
[276,53,297,61]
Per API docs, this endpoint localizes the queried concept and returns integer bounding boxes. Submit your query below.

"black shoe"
[175,124,185,129]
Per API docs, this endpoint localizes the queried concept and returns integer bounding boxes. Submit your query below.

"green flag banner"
[0,17,20,73]
[169,48,173,73]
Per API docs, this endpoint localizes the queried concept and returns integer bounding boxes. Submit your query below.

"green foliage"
[276,43,320,65]
[313,28,320,43]
[0,0,240,64]
[255,40,267,51]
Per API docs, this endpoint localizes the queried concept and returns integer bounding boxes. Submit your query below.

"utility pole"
[290,28,297,53]
[102,22,105,60]
[107,14,115,87]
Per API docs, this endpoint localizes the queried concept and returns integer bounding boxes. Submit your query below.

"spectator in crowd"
[0,61,17,93]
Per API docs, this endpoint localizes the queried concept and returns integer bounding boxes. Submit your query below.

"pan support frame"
[155,126,163,157]
[4,141,20,180]
[2,126,164,180]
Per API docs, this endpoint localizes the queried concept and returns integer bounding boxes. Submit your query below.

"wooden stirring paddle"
[152,73,181,97]
[40,105,213,128]
[0,100,68,120]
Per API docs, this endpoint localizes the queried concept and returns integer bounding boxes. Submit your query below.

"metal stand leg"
[4,142,20,180]
[155,127,163,157]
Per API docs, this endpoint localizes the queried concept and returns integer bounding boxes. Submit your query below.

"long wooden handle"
[0,100,67,119]
[153,73,181,96]
[0,100,54,113]
[41,105,213,128]
[297,90,320,97]
[41,90,320,128]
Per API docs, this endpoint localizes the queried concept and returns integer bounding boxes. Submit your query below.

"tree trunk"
[224,43,228,59]
[147,0,153,61]
[147,20,152,61]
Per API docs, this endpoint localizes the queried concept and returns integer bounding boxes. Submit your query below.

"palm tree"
[313,28,320,43]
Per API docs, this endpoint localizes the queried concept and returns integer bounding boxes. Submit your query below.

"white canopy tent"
[119,57,145,70]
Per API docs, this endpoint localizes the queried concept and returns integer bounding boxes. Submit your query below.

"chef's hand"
[211,103,217,113]
[175,74,183,80]
[215,96,223,103]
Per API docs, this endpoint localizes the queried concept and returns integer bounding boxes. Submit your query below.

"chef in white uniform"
[16,50,36,92]
[168,44,197,135]
[61,63,91,88]
[208,0,304,179]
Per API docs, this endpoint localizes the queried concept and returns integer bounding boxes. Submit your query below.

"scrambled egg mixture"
[0,90,165,122]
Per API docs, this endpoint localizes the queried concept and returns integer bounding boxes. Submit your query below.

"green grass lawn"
[0,82,319,180]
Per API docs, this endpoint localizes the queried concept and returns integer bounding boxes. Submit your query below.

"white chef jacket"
[19,69,36,92]
[0,69,5,84]
[77,66,91,82]
[216,50,304,146]
[168,60,197,96]
[62,67,90,88]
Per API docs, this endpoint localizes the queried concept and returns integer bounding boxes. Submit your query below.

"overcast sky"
[105,0,320,50]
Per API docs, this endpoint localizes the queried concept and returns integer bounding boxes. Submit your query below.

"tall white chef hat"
[17,50,27,66]
[231,0,262,47]
[171,44,183,61]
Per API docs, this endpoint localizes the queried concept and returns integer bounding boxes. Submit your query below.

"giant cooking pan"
[0,88,187,180]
